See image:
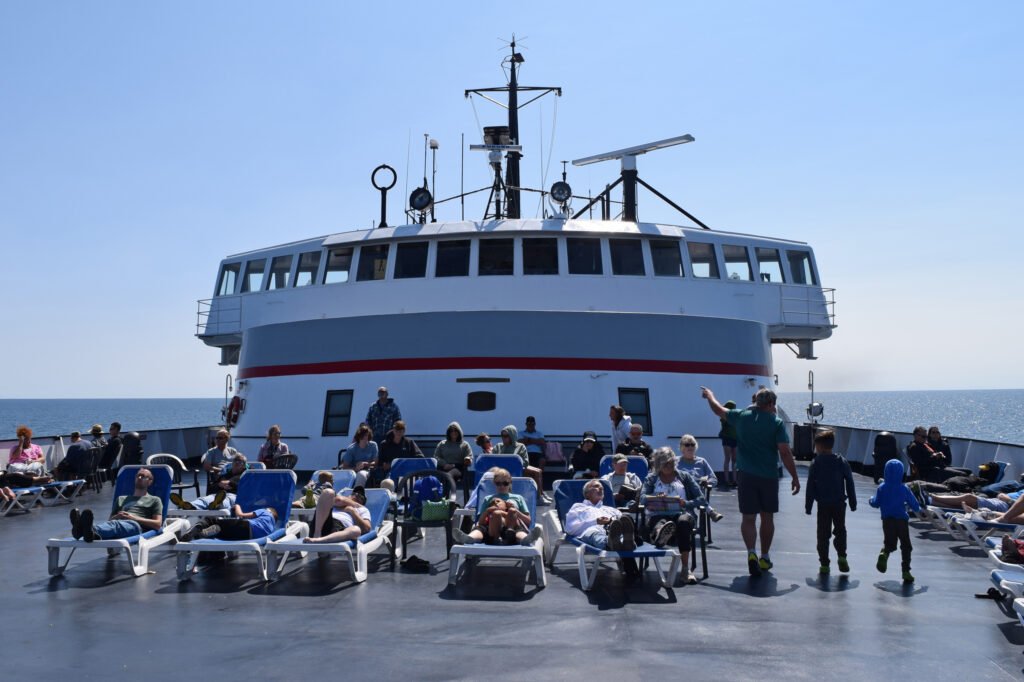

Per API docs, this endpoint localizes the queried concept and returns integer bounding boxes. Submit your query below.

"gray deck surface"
[4,469,1023,680]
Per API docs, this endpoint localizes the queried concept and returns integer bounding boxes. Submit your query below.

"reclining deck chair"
[465,455,523,500]
[448,477,546,587]
[45,464,187,577]
[266,488,397,582]
[39,478,87,507]
[291,469,357,524]
[173,470,301,582]
[541,479,681,591]
[1,485,44,516]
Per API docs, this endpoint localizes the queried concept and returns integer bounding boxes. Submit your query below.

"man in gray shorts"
[702,386,800,576]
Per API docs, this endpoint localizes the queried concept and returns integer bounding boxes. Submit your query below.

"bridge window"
[756,247,785,283]
[687,242,719,279]
[567,237,602,275]
[266,255,293,290]
[356,244,389,281]
[651,240,684,277]
[240,259,266,293]
[479,238,514,276]
[723,245,753,281]
[436,239,471,277]
[216,263,240,296]
[322,390,354,437]
[787,250,817,285]
[610,239,645,276]
[618,387,653,436]
[323,247,354,284]
[523,238,558,275]
[293,251,321,287]
[394,241,428,279]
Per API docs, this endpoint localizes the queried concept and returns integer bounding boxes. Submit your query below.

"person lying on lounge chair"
[183,504,278,541]
[171,456,247,510]
[304,486,372,544]
[68,468,163,542]
[925,490,1022,514]
[564,479,641,580]
[451,468,542,546]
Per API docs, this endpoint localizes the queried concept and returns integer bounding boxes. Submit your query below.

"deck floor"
[4,469,1023,680]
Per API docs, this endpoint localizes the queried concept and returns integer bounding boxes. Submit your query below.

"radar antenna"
[570,134,711,228]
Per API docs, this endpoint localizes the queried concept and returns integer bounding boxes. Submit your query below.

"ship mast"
[465,38,560,220]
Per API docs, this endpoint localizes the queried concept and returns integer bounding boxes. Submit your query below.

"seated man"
[305,485,372,544]
[452,468,542,546]
[601,454,643,507]
[171,455,247,510]
[68,468,163,542]
[906,426,965,483]
[55,431,93,480]
[183,504,278,541]
[202,429,241,474]
[564,479,640,579]
[615,423,653,463]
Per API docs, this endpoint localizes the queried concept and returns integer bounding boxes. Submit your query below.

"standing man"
[701,386,799,577]
[366,386,402,445]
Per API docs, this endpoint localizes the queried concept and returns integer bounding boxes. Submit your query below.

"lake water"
[1,390,1022,444]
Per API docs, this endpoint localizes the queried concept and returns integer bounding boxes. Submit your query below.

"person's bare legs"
[759,512,775,556]
[487,510,506,541]
[741,513,758,552]
[310,487,336,539]
[930,493,979,509]
[996,495,1024,524]
[723,446,737,484]
[306,525,361,544]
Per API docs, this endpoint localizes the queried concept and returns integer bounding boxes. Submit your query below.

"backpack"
[411,475,443,519]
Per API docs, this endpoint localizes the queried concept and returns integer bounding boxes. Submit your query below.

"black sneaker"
[606,519,624,551]
[170,492,195,510]
[210,490,227,509]
[80,509,96,542]
[69,508,82,539]
[619,516,637,552]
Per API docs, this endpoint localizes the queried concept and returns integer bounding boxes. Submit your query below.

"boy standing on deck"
[869,459,921,583]
[804,429,857,574]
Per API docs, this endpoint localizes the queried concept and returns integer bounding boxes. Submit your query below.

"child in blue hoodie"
[869,459,921,583]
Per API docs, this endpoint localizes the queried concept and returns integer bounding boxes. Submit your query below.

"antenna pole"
[506,39,522,219]
[461,133,465,221]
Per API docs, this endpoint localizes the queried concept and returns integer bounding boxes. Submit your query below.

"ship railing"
[196,296,242,336]
[779,286,836,328]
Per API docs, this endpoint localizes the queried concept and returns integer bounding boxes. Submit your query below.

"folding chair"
[267,488,398,582]
[173,470,302,581]
[45,465,187,577]
[395,469,457,559]
[541,479,680,591]
[0,486,44,516]
[448,477,546,587]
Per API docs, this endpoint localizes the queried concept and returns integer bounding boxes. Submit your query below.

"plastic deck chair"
[266,488,398,582]
[290,469,357,524]
[465,454,523,501]
[173,470,301,581]
[45,464,187,577]
[388,457,437,485]
[167,462,264,522]
[94,442,123,489]
[271,454,298,470]
[541,479,681,591]
[147,453,201,500]
[598,454,649,478]
[40,478,87,507]
[395,469,457,559]
[0,486,44,516]
[448,477,546,587]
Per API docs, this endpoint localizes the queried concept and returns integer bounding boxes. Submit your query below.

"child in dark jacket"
[869,459,922,583]
[805,429,857,574]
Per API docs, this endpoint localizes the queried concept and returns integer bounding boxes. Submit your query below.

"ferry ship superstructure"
[196,46,835,471]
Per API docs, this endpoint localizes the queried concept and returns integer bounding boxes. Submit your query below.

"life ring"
[225,396,243,427]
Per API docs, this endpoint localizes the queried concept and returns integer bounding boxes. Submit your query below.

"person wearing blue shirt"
[869,459,921,583]
[183,504,278,541]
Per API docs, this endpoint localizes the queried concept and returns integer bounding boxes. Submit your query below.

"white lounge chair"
[45,465,187,577]
[267,488,397,583]
[448,477,546,587]
[173,470,302,582]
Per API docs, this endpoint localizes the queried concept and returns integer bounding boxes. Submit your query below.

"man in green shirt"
[702,387,799,577]
[69,467,164,542]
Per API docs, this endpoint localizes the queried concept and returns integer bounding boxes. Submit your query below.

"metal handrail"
[779,287,836,328]
[196,296,242,336]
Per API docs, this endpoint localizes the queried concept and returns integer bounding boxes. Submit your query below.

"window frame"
[522,237,559,276]
[617,387,653,436]
[478,238,515,276]
[292,250,322,287]
[435,239,472,278]
[322,246,354,285]
[394,241,429,280]
[265,254,294,291]
[755,247,786,284]
[566,236,604,275]
[466,391,497,412]
[240,259,267,294]
[356,244,390,282]
[786,250,818,286]
[722,244,754,282]
[650,239,685,277]
[322,390,355,437]
[609,238,646,276]
[216,262,240,296]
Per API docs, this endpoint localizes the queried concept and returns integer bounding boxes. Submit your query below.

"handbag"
[420,499,450,521]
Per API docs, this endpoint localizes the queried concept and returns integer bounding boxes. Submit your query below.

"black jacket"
[805,452,857,513]
[378,433,424,466]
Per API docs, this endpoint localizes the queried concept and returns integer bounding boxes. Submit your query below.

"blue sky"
[2,1,1021,398]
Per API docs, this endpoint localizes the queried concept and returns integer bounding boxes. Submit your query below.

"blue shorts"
[976,497,1010,513]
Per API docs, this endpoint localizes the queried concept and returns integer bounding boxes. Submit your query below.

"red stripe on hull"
[237,357,770,379]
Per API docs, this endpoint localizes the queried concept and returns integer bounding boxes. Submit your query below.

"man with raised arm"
[701,386,799,577]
